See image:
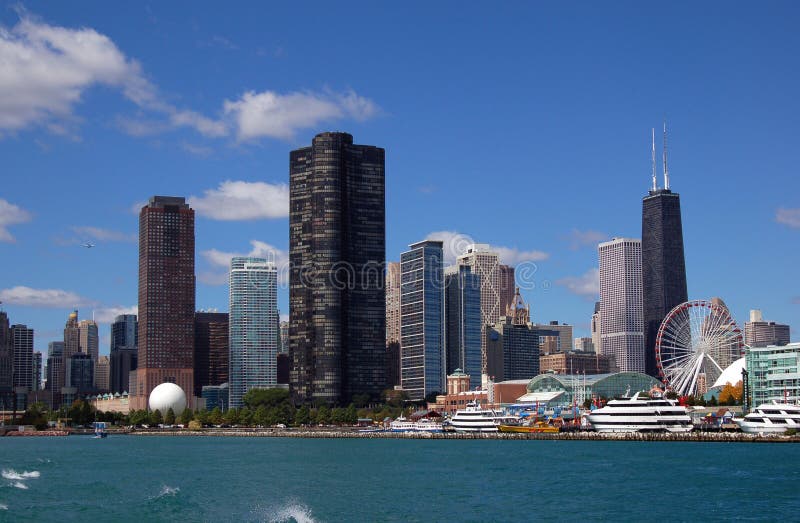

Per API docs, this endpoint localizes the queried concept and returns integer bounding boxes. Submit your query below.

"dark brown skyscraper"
[642,126,688,378]
[498,264,516,316]
[289,132,386,405]
[133,196,195,409]
[194,312,229,393]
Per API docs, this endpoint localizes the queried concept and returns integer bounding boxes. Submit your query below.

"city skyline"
[1,3,799,355]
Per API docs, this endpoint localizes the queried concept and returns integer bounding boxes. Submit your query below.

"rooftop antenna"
[663,120,670,190]
[651,128,657,191]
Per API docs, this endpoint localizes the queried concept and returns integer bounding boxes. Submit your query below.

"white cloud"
[564,229,607,250]
[0,199,32,242]
[556,268,600,299]
[0,14,151,133]
[0,286,92,308]
[492,246,550,265]
[93,305,137,324]
[189,180,289,220]
[200,240,289,286]
[776,208,800,229]
[0,13,225,138]
[223,88,378,141]
[424,230,549,266]
[181,142,213,157]
[71,226,137,243]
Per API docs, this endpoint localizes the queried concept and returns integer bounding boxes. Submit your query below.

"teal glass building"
[229,257,278,409]
[400,240,445,401]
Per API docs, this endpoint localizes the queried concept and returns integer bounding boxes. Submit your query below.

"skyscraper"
[591,301,601,356]
[94,355,110,392]
[78,319,99,363]
[0,312,12,410]
[45,341,64,405]
[744,310,790,347]
[289,132,386,405]
[599,238,645,372]
[32,351,42,391]
[134,196,196,409]
[486,289,539,381]
[229,257,278,408]
[642,125,688,377]
[194,311,229,394]
[11,324,33,391]
[498,264,516,316]
[444,265,482,389]
[457,244,501,382]
[63,311,80,360]
[110,314,137,394]
[400,240,445,401]
[385,261,402,345]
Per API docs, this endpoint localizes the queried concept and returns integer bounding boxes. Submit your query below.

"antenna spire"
[651,128,657,191]
[663,120,670,190]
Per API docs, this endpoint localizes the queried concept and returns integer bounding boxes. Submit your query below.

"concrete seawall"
[127,429,800,443]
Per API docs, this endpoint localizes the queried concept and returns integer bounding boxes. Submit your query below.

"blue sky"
[1,2,798,354]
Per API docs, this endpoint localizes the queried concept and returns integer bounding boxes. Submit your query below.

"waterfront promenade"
[126,427,800,443]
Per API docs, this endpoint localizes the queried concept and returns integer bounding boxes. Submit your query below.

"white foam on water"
[152,485,180,499]
[266,502,318,523]
[12,482,28,490]
[1,470,39,481]
[0,503,7,510]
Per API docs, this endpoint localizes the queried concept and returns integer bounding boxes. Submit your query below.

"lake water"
[1,436,798,521]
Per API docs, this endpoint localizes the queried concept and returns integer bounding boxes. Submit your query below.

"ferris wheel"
[655,299,744,397]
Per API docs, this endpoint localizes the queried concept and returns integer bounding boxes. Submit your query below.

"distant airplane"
[82,242,95,249]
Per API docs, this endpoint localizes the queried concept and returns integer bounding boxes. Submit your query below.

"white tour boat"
[734,402,800,434]
[450,402,515,433]
[389,416,443,433]
[586,389,692,433]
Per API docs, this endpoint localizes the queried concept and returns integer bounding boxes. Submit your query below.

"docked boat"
[734,402,800,434]
[586,390,692,433]
[498,420,559,434]
[389,416,443,433]
[450,402,515,433]
[93,421,108,439]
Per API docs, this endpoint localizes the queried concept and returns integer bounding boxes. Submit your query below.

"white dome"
[712,357,746,389]
[148,382,187,414]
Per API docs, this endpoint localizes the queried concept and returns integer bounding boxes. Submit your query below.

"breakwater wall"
[127,428,800,443]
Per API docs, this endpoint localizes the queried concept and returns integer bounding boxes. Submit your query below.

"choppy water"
[1,436,799,521]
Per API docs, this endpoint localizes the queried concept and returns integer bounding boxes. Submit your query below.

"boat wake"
[12,482,27,490]
[1,470,40,481]
[263,501,318,523]
[151,485,180,500]
[0,503,7,510]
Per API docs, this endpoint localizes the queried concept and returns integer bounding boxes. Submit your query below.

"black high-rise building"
[289,132,386,405]
[642,131,688,378]
[193,312,229,393]
[110,314,138,393]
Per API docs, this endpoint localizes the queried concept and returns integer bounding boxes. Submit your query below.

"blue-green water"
[1,436,799,522]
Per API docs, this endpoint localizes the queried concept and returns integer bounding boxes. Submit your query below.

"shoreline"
[123,428,800,443]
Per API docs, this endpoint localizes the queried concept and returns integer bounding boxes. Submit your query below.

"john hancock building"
[131,196,196,410]
[289,132,386,405]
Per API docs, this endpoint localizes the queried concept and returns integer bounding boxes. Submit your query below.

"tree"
[331,407,346,425]
[239,407,253,427]
[209,407,223,425]
[254,406,268,427]
[151,409,163,425]
[130,410,149,426]
[295,405,311,426]
[179,408,193,425]
[316,405,331,425]
[164,408,176,425]
[345,404,358,425]
[242,388,291,409]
